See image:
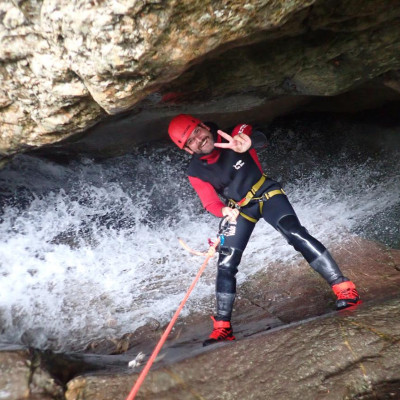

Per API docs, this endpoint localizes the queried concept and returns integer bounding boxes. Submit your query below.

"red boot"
[332,281,361,310]
[203,316,235,347]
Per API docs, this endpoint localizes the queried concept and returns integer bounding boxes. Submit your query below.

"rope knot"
[207,246,216,257]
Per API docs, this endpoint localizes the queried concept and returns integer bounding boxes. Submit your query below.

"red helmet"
[168,114,202,149]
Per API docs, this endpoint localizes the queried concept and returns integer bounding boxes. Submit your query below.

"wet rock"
[0,347,63,400]
[64,296,400,400]
[84,318,161,355]
[60,237,400,399]
[239,236,400,324]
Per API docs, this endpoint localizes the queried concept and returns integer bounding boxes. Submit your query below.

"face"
[184,125,215,154]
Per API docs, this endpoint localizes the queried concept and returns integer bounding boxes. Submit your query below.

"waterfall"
[0,115,399,351]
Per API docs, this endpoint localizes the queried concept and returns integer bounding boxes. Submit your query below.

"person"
[168,114,361,346]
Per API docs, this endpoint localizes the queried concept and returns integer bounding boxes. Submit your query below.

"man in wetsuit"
[168,114,361,346]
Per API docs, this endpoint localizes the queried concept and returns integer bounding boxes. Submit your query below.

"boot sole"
[336,299,362,310]
[203,337,236,347]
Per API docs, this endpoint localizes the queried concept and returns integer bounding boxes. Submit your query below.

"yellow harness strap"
[237,173,268,207]
[239,212,258,223]
[232,188,286,224]
[262,188,285,200]
[258,189,286,214]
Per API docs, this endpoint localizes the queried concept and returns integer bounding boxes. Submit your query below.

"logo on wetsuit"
[237,124,248,134]
[233,160,245,170]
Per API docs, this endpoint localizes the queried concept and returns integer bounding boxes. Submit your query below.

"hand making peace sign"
[214,130,252,153]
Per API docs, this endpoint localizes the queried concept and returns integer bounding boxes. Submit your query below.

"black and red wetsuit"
[187,123,294,232]
[186,123,348,322]
[187,123,266,217]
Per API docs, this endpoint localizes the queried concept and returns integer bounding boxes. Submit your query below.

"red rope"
[125,237,220,400]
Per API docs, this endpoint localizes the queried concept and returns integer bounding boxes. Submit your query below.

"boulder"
[1,0,400,159]
[0,346,63,400]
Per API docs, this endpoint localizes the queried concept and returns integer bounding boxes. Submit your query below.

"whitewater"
[0,116,399,351]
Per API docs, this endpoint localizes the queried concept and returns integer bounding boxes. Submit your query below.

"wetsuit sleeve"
[188,176,225,217]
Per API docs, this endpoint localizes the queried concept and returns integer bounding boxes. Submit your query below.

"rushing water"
[0,113,399,351]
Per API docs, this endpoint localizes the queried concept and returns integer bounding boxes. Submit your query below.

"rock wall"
[1,0,400,160]
[3,295,400,400]
[65,296,400,400]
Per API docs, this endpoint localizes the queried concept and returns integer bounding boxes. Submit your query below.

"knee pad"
[218,246,243,275]
[276,214,325,262]
[216,247,243,294]
[276,214,309,248]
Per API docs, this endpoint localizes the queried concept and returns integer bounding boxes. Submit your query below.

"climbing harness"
[227,174,286,224]
[233,173,268,207]
[125,224,227,400]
